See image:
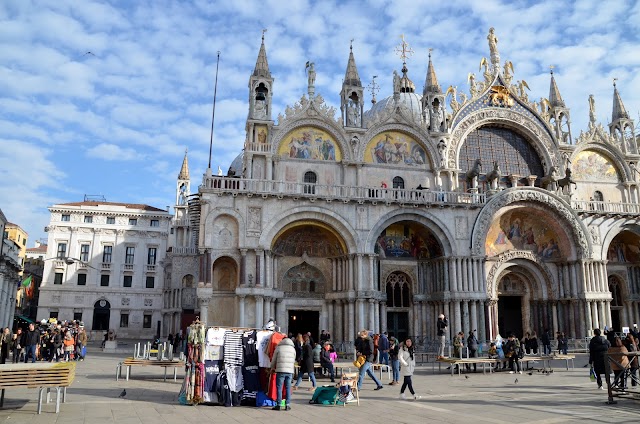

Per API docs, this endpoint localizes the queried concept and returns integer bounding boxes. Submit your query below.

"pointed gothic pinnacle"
[253,31,271,78]
[178,149,189,180]
[424,49,441,94]
[548,69,565,108]
[612,78,630,121]
[344,44,362,87]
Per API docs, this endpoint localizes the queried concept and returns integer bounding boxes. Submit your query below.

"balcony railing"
[572,200,640,215]
[146,264,156,272]
[200,176,486,206]
[171,218,190,227]
[173,247,199,255]
[246,142,271,153]
[101,262,111,270]
[122,264,134,272]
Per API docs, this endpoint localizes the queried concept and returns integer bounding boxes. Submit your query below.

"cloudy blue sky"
[2,0,640,242]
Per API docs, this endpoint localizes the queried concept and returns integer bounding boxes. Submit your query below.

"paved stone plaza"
[1,346,638,424]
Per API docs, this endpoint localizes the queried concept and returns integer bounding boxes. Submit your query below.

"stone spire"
[178,149,189,180]
[612,79,630,121]
[343,42,362,87]
[548,70,565,108]
[341,41,364,128]
[423,50,441,95]
[253,30,271,78]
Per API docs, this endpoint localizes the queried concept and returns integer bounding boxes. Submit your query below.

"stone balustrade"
[572,200,640,215]
[200,176,486,206]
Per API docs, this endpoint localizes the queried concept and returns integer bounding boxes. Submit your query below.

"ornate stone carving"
[277,94,340,127]
[247,207,261,232]
[144,298,153,307]
[589,226,601,245]
[52,295,61,303]
[75,296,83,304]
[121,297,130,306]
[455,216,468,239]
[485,250,556,299]
[471,188,590,258]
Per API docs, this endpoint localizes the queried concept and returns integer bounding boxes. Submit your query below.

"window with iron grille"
[459,126,544,185]
[303,171,317,194]
[392,176,405,189]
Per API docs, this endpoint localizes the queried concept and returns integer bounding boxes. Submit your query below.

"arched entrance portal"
[385,272,411,342]
[608,275,624,331]
[496,272,530,337]
[92,299,111,331]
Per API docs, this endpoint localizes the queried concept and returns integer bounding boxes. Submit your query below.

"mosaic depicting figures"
[571,150,619,182]
[375,221,442,259]
[272,224,345,257]
[278,127,342,161]
[364,131,427,167]
[485,208,569,260]
[607,231,640,263]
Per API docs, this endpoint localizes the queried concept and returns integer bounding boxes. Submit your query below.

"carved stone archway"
[471,188,591,258]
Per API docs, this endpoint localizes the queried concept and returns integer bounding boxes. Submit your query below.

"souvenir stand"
[178,319,288,407]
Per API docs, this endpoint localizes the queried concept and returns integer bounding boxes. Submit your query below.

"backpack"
[309,386,340,405]
[517,342,525,359]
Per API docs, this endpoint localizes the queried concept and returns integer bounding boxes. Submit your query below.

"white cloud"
[86,143,140,161]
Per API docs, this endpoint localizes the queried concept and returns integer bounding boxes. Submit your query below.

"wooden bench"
[116,357,184,382]
[436,354,576,376]
[0,362,76,414]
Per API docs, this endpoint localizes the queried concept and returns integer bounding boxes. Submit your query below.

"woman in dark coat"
[293,334,317,391]
[589,328,611,389]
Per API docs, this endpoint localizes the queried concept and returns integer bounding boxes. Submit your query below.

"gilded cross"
[395,34,414,63]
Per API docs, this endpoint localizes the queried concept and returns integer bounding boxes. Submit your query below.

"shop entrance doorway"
[288,310,319,342]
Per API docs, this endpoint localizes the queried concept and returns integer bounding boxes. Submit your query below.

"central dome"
[365,92,424,125]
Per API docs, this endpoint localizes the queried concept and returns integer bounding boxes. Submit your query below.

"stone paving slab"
[0,351,638,423]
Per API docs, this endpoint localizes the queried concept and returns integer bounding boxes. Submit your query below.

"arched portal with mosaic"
[277,126,343,161]
[272,221,348,296]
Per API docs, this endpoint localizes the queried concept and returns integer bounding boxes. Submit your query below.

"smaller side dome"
[227,152,244,177]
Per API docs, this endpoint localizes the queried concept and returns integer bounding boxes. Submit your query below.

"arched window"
[392,176,405,189]
[385,272,411,308]
[593,191,603,202]
[303,171,317,194]
[608,277,623,307]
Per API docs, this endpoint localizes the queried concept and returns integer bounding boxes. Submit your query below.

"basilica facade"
[166,29,640,346]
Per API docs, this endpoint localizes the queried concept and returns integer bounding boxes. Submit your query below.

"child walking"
[399,338,420,400]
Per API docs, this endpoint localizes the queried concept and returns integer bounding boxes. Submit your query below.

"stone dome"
[227,151,244,177]
[364,92,424,125]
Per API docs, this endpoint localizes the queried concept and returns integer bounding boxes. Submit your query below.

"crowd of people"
[0,320,88,364]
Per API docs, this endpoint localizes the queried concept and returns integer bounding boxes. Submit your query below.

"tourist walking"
[76,326,88,361]
[557,332,568,355]
[588,328,611,390]
[378,332,390,365]
[467,330,478,372]
[0,328,11,364]
[437,314,448,358]
[11,328,23,363]
[504,334,522,374]
[541,329,551,355]
[270,335,296,411]
[293,334,317,391]
[354,330,383,391]
[388,336,400,385]
[399,338,420,400]
[608,336,629,390]
[23,323,39,363]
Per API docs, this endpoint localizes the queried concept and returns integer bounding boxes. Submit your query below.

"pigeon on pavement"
[119,389,127,398]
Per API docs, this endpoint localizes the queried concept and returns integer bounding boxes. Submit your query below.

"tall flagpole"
[208,51,221,170]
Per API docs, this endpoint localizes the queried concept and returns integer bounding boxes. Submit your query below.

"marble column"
[453,300,462,334]
[551,301,558,334]
[368,299,375,331]
[422,301,429,340]
[605,301,612,329]
[348,256,355,291]
[347,301,355,342]
[368,255,375,291]
[374,301,380,333]
[240,249,247,286]
[255,295,264,328]
[328,301,334,338]
[381,301,388,333]
[255,249,263,287]
[199,298,210,326]
[357,299,365,332]
[478,301,486,341]
[264,297,272,324]
[265,250,273,289]
[470,301,478,335]
[462,300,470,334]
[238,295,246,327]
[592,301,599,330]
[472,259,479,293]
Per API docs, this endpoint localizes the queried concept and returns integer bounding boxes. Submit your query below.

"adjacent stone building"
[38,200,172,339]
